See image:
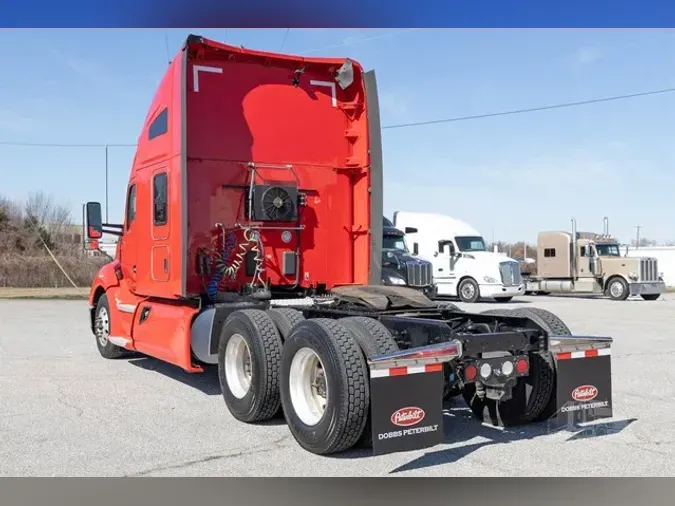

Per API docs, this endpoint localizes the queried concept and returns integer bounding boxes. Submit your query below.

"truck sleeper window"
[148,108,168,140]
[153,173,168,226]
[126,184,136,229]
[455,236,486,252]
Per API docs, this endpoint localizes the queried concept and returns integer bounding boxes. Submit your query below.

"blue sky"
[2,29,675,244]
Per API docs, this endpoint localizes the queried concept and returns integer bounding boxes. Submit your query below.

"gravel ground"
[1,294,674,477]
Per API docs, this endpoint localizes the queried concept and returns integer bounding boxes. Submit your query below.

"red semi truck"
[84,34,615,456]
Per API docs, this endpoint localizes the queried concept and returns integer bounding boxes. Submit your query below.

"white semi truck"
[393,211,525,303]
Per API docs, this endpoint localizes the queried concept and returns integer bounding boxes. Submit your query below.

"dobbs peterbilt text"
[378,424,440,440]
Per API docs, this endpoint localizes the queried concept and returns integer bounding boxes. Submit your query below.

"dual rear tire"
[217,308,399,455]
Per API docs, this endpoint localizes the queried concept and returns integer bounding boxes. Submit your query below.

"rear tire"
[94,294,129,360]
[217,309,283,423]
[339,316,399,447]
[437,301,463,312]
[280,319,369,455]
[462,307,565,425]
[606,276,629,301]
[267,307,305,341]
[458,278,480,303]
[641,293,661,301]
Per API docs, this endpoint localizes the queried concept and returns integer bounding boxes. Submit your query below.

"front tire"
[494,296,513,303]
[458,278,480,303]
[606,277,629,301]
[641,293,661,301]
[280,319,369,455]
[217,309,284,423]
[94,294,129,359]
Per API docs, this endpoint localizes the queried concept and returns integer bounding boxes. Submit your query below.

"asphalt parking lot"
[2,294,675,477]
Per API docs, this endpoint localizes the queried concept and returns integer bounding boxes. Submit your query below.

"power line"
[3,85,675,149]
[297,29,417,55]
[381,86,675,130]
[278,28,291,52]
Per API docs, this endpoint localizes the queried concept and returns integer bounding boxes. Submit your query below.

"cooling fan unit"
[248,184,300,222]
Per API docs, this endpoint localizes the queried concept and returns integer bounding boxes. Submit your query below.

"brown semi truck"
[524,218,665,301]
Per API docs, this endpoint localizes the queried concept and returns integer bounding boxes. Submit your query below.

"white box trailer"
[393,211,525,303]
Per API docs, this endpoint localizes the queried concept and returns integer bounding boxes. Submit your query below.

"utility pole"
[635,225,642,250]
[105,144,109,223]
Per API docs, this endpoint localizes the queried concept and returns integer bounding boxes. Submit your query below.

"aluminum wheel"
[95,307,110,347]
[224,333,253,399]
[461,282,476,300]
[289,347,328,426]
[610,280,625,298]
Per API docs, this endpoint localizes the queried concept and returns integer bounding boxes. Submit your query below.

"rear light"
[516,358,529,374]
[501,360,514,376]
[464,364,477,382]
[479,363,492,379]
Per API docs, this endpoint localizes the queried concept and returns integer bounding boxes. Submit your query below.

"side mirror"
[448,243,456,256]
[413,242,419,255]
[405,227,418,234]
[85,202,103,239]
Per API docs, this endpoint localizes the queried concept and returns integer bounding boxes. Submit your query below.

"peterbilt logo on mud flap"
[391,407,425,427]
[572,385,598,402]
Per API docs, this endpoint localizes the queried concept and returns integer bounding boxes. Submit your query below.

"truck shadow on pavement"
[435,297,532,305]
[329,398,636,473]
[385,401,637,474]
[127,357,223,395]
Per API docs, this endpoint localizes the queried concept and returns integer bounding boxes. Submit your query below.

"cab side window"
[153,173,168,226]
[126,184,136,230]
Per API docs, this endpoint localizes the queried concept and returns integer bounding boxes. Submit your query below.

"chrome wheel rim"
[225,334,253,399]
[610,281,625,298]
[95,307,110,347]
[461,283,476,300]
[289,347,328,426]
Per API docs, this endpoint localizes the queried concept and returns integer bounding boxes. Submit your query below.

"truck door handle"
[163,258,168,272]
[132,266,136,274]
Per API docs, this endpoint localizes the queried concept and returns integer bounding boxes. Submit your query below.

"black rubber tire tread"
[338,316,399,448]
[280,318,369,455]
[641,293,661,301]
[480,308,513,317]
[494,297,513,303]
[94,294,129,360]
[437,301,464,312]
[511,307,570,422]
[267,307,305,341]
[458,277,481,303]
[338,316,399,359]
[462,306,567,425]
[605,276,630,301]
[512,307,572,335]
[217,309,283,423]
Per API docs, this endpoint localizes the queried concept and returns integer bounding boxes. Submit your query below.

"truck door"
[150,168,171,283]
[577,244,592,277]
[433,240,458,295]
[119,180,138,291]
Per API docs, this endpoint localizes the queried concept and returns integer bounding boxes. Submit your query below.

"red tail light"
[516,358,529,374]
[464,364,477,382]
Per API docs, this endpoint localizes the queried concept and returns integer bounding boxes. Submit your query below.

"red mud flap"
[550,336,613,427]
[367,341,461,456]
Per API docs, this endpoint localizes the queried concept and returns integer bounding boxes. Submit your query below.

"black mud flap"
[369,364,445,456]
[553,348,613,428]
